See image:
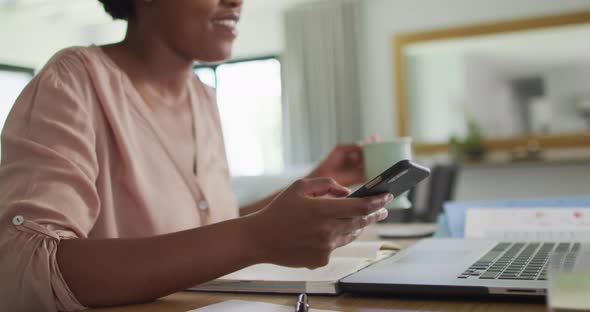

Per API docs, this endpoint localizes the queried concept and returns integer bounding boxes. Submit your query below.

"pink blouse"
[0,46,239,311]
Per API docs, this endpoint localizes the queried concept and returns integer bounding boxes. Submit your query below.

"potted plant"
[449,119,486,162]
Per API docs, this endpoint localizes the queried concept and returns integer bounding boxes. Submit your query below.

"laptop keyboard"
[458,242,580,281]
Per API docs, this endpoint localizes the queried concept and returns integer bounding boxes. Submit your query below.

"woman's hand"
[307,144,365,187]
[246,178,392,269]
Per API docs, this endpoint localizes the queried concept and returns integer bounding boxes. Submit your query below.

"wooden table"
[91,224,547,312]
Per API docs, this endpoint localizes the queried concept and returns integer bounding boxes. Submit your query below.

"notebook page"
[187,300,339,312]
[330,241,400,259]
[219,257,372,282]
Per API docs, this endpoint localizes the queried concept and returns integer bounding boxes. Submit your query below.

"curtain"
[282,0,363,168]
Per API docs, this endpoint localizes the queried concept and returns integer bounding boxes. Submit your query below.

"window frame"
[0,64,35,76]
[0,64,35,157]
[194,55,285,176]
[193,55,280,89]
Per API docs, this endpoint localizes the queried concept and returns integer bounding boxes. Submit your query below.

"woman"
[0,0,392,310]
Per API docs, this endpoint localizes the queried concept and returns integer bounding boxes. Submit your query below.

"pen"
[295,293,309,312]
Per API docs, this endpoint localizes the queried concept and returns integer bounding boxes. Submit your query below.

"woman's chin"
[194,47,233,63]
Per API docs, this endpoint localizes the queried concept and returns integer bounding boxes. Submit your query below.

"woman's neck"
[105,22,194,100]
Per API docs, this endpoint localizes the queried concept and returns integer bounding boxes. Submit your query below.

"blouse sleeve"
[0,49,100,311]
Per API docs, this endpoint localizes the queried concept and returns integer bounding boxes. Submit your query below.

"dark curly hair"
[98,0,135,20]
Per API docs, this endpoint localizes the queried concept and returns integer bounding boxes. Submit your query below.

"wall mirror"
[394,11,590,154]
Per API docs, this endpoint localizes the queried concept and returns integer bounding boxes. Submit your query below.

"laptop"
[339,238,585,297]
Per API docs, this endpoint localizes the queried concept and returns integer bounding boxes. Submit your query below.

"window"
[0,65,34,157]
[194,67,216,89]
[0,65,34,133]
[195,57,283,176]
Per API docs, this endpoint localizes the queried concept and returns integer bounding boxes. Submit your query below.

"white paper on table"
[549,271,590,311]
[219,257,372,283]
[212,241,398,283]
[549,249,590,311]
[187,299,340,312]
[464,207,590,240]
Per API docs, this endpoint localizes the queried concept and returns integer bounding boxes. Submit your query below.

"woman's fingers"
[332,210,387,249]
[333,208,389,235]
[314,193,393,218]
[334,232,357,249]
[333,227,368,249]
[294,178,351,198]
[256,177,392,269]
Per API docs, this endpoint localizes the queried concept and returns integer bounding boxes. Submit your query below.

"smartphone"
[348,159,430,198]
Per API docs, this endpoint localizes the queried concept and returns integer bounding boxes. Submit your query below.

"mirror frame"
[393,11,590,154]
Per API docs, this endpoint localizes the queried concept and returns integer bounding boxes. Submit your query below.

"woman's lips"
[211,14,240,37]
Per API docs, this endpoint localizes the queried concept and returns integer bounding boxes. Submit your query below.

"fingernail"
[385,193,394,202]
[379,208,389,220]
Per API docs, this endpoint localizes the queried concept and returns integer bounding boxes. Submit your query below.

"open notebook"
[189,241,400,295]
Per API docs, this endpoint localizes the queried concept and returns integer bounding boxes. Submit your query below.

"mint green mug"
[362,138,413,209]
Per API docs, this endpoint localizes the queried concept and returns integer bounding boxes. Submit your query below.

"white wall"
[0,0,314,69]
[455,161,590,201]
[358,0,590,140]
[0,1,125,68]
[233,0,317,59]
[3,0,590,137]
[0,1,297,67]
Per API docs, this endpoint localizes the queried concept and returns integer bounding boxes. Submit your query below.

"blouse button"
[12,215,25,226]
[198,200,209,211]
